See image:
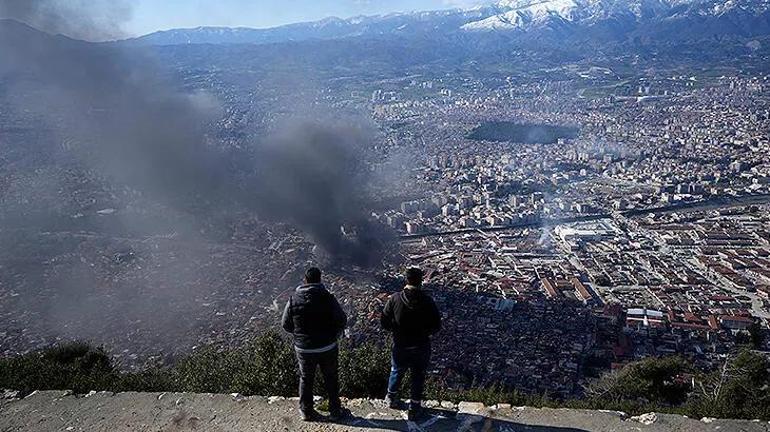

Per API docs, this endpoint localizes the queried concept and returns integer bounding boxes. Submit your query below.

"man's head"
[305,267,322,284]
[405,267,423,288]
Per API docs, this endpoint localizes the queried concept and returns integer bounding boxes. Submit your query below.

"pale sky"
[126,0,490,36]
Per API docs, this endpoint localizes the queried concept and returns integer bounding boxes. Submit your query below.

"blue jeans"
[387,343,431,405]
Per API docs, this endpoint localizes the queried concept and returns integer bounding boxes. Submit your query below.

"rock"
[230,393,246,401]
[347,398,365,407]
[371,399,391,409]
[598,410,628,419]
[440,401,456,410]
[495,403,512,410]
[457,401,486,414]
[267,396,284,404]
[2,390,19,400]
[701,417,716,423]
[424,400,440,408]
[631,412,658,425]
[85,391,98,398]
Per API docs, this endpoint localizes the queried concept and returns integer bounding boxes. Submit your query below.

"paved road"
[2,391,767,432]
[400,193,770,241]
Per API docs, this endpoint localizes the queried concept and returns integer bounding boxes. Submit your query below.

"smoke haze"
[0,0,130,41]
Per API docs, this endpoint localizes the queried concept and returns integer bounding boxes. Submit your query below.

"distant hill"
[0,18,79,48]
[128,8,500,46]
[0,19,88,77]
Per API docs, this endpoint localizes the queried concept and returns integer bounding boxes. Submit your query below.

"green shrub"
[231,330,297,396]
[586,356,692,405]
[339,341,390,398]
[171,345,239,393]
[173,330,297,396]
[685,350,770,420]
[2,337,769,422]
[112,368,176,393]
[0,341,115,395]
[424,382,539,406]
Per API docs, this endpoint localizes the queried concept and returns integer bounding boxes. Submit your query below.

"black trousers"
[296,347,341,413]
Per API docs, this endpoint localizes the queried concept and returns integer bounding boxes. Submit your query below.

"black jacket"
[281,283,347,351]
[381,286,441,348]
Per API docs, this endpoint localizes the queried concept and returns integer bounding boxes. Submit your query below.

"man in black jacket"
[281,267,347,421]
[381,267,441,420]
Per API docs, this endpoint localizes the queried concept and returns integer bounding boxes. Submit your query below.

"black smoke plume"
[253,122,394,267]
[0,0,392,266]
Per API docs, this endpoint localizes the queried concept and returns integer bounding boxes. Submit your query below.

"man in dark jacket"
[282,267,348,421]
[380,267,441,420]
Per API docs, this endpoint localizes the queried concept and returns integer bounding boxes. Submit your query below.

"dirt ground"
[1,391,768,432]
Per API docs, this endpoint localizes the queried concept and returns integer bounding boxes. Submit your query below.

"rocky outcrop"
[2,391,769,431]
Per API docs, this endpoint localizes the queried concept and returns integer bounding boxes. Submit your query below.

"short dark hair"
[305,267,322,284]
[405,267,423,287]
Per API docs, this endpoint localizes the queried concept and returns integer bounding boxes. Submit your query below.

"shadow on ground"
[321,408,589,432]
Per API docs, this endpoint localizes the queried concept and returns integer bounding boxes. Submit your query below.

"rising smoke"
[0,0,391,267]
[253,121,394,267]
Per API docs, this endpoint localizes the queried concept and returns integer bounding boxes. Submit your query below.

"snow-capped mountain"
[125,0,770,45]
[462,0,581,30]
[462,0,770,31]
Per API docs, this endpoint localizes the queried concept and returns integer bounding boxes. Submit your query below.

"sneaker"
[384,394,401,409]
[328,407,351,422]
[407,405,423,421]
[300,408,319,422]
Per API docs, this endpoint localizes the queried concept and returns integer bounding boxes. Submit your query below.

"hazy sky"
[126,0,488,36]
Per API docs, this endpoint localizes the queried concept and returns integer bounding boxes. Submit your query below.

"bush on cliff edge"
[1,333,769,421]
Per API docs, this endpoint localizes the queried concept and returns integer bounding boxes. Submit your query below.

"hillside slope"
[1,390,768,432]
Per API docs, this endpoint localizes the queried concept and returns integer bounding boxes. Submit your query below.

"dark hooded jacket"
[381,286,441,348]
[281,283,347,351]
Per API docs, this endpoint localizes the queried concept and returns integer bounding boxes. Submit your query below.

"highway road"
[399,193,770,241]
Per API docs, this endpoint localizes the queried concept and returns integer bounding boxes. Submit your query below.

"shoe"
[407,405,424,422]
[300,408,319,422]
[328,407,351,422]
[384,394,401,409]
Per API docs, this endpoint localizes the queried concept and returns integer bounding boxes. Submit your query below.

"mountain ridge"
[126,7,500,46]
[123,0,770,46]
